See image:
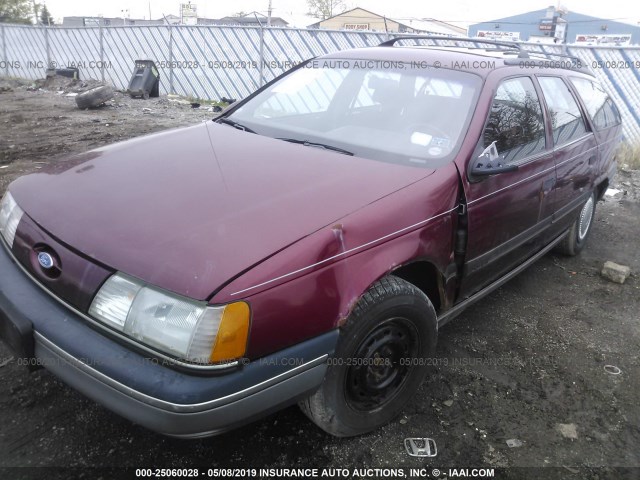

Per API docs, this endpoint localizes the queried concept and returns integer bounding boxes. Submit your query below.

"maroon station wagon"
[0,37,622,437]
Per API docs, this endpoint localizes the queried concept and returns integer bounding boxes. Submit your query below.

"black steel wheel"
[300,276,437,437]
[345,317,419,412]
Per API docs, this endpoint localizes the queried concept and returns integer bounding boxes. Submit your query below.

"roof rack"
[525,50,581,63]
[379,35,529,58]
[378,35,593,75]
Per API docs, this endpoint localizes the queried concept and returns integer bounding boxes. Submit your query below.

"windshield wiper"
[277,138,353,156]
[217,117,256,134]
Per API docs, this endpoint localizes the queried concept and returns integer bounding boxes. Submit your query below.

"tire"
[555,192,596,256]
[75,85,114,109]
[299,276,437,437]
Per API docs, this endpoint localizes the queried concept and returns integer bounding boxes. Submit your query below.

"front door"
[460,75,556,298]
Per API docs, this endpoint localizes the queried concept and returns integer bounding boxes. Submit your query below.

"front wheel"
[555,192,596,256]
[299,276,437,437]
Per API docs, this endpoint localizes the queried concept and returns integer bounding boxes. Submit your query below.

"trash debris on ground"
[605,188,622,196]
[557,423,578,439]
[167,96,190,105]
[506,439,523,448]
[443,399,454,407]
[563,466,579,474]
[46,67,80,80]
[604,365,622,375]
[601,261,631,284]
[0,357,14,367]
[75,85,114,109]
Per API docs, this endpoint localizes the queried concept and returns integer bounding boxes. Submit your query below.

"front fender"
[214,163,460,359]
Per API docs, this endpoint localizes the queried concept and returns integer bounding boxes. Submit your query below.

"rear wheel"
[555,192,596,256]
[299,276,437,437]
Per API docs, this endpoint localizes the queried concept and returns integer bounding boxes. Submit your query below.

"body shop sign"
[344,23,369,30]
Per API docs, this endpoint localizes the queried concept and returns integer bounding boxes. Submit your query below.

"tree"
[0,0,33,24]
[233,11,248,17]
[40,3,53,25]
[307,0,346,20]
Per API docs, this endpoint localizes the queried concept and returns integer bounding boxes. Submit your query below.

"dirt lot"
[0,78,639,480]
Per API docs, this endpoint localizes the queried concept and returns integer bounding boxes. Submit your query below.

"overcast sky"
[42,0,640,27]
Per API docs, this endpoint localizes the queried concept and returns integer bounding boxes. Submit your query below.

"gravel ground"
[0,77,639,480]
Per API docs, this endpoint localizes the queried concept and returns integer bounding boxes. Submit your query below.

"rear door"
[569,77,622,180]
[536,76,598,237]
[460,75,556,297]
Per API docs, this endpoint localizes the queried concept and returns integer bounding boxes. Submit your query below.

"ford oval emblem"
[37,252,54,269]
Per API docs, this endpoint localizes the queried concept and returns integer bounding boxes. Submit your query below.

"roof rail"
[378,35,529,58]
[378,35,594,75]
[526,50,582,64]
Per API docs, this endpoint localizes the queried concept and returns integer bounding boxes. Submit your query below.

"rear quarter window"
[538,76,588,146]
[570,77,621,130]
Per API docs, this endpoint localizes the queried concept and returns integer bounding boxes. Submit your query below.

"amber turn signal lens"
[210,302,251,363]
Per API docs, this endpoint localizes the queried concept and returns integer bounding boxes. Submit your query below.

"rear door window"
[538,77,588,146]
[570,77,621,130]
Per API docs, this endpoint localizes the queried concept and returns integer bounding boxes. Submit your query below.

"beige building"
[307,7,465,36]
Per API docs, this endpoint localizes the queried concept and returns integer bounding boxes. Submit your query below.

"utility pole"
[267,0,272,27]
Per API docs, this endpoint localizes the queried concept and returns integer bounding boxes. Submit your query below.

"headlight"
[0,192,24,249]
[89,273,250,365]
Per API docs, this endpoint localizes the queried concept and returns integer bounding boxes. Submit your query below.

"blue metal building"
[468,6,640,45]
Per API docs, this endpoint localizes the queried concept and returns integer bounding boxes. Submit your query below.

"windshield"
[225,59,482,167]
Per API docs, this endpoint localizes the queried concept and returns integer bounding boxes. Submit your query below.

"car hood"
[10,122,434,300]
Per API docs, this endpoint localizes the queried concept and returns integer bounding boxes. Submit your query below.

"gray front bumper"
[35,332,329,438]
[0,240,337,438]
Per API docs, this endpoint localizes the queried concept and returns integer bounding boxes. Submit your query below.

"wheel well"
[391,261,442,312]
[596,178,609,201]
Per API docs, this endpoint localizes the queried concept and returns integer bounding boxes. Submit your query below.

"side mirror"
[471,141,518,176]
